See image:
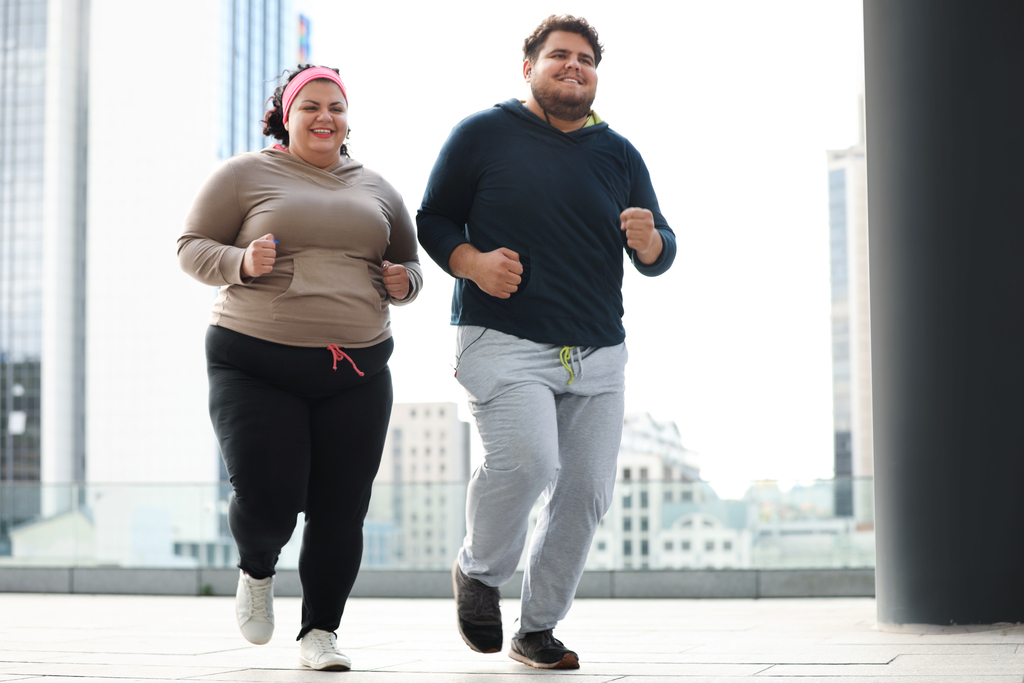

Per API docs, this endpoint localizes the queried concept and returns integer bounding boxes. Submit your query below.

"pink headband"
[282,67,348,124]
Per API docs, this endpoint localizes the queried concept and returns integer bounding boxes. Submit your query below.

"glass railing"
[0,478,874,570]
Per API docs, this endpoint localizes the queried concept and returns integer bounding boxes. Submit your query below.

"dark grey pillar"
[864,0,1024,626]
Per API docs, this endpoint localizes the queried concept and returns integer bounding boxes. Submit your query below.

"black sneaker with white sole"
[451,560,503,653]
[509,629,580,669]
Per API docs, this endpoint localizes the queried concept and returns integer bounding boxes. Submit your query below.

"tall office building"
[1,0,299,555]
[0,0,46,485]
[826,99,873,524]
[1,0,87,547]
[370,402,471,568]
[581,413,733,571]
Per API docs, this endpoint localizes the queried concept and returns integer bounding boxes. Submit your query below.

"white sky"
[295,0,866,488]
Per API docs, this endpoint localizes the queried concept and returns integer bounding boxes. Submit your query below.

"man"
[417,14,676,670]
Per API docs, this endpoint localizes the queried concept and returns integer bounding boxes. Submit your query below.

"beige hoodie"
[178,148,422,348]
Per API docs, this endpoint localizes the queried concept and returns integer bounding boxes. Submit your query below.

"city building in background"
[364,402,471,568]
[826,98,873,525]
[1,407,876,571]
[1,0,302,557]
[219,0,298,159]
[1,0,73,552]
[582,413,746,571]
[745,480,875,568]
[298,14,310,63]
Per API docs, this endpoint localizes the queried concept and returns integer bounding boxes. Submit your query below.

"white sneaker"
[235,570,274,644]
[299,629,352,671]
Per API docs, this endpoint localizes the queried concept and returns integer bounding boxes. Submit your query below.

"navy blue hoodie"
[417,99,676,347]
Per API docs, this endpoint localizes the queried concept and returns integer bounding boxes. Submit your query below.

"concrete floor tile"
[199,673,621,682]
[618,678,1024,683]
[2,594,1022,682]
[0,662,243,678]
[15,636,250,656]
[599,650,894,665]
[377,658,769,676]
[762,656,1024,676]
[887,653,1024,675]
[0,652,67,664]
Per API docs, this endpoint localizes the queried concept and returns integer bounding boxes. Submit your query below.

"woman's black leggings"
[206,325,394,639]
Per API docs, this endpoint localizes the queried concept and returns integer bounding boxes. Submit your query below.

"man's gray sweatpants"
[454,325,626,634]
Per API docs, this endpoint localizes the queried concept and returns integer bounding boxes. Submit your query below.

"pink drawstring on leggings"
[327,344,364,376]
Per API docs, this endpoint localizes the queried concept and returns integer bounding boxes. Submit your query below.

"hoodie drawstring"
[327,344,364,376]
[559,346,583,386]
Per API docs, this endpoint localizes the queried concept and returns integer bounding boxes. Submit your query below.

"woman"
[178,64,422,672]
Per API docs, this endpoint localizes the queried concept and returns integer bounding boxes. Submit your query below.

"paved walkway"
[1,594,1022,681]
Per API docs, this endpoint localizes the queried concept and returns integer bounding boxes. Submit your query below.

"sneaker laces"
[307,630,339,655]
[471,582,501,622]
[247,578,272,619]
[530,629,563,650]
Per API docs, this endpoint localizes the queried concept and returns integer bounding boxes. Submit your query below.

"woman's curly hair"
[262,64,350,155]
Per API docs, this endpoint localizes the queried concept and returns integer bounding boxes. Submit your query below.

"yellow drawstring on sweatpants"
[560,346,576,385]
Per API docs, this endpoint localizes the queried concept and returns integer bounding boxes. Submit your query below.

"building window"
[623,494,632,509]
[640,467,648,481]
[705,540,715,552]
[682,490,693,502]
[664,490,673,502]
[623,540,632,556]
[640,517,648,532]
[622,467,631,481]
[623,517,632,532]
[597,541,606,551]
[723,541,733,551]
[682,541,691,551]
[664,540,673,551]
[640,491,649,508]
[641,540,649,556]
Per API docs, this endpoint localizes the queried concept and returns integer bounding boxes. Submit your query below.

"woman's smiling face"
[284,79,349,169]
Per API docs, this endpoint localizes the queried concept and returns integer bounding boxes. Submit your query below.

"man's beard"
[531,79,595,122]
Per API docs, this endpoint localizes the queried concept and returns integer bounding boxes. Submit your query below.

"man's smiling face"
[525,30,598,122]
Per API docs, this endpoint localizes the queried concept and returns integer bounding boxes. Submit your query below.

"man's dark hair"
[523,15,604,67]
